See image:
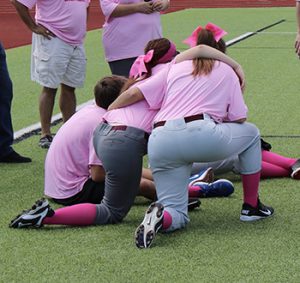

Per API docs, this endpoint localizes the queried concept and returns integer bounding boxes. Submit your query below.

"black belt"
[154,114,204,129]
[108,125,149,141]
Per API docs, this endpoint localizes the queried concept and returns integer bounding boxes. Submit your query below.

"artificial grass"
[1,136,300,282]
[1,7,300,282]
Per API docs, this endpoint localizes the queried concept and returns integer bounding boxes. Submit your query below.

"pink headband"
[157,41,177,64]
[129,50,154,79]
[183,23,228,47]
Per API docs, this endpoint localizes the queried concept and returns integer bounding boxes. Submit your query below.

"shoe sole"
[135,203,164,249]
[240,213,274,222]
[189,167,214,186]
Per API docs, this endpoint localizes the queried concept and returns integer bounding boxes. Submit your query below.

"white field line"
[225,32,254,46]
[14,99,94,140]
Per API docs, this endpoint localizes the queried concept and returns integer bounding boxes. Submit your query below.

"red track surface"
[0,0,295,49]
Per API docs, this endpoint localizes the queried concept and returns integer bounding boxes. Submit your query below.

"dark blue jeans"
[0,42,14,158]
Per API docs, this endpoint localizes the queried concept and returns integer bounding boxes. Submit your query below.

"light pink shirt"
[17,0,89,45]
[138,60,247,124]
[103,64,167,133]
[100,0,162,62]
[44,104,105,199]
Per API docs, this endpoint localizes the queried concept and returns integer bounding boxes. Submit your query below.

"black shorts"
[52,178,105,206]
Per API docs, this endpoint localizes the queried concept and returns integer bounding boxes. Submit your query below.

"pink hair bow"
[129,50,154,79]
[183,23,228,47]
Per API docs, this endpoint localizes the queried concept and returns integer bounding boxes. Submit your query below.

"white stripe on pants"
[148,117,261,231]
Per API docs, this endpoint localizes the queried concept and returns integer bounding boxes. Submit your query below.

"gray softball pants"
[93,122,148,225]
[148,116,261,232]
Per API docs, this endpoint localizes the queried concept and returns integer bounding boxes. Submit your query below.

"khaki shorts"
[31,34,86,89]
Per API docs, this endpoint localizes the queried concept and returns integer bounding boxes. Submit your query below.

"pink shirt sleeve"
[226,80,248,121]
[88,138,102,166]
[136,67,169,110]
[16,0,36,9]
[100,0,119,20]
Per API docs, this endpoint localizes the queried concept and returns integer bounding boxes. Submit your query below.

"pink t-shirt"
[103,64,167,133]
[44,104,105,199]
[138,60,247,124]
[17,0,89,45]
[100,0,162,62]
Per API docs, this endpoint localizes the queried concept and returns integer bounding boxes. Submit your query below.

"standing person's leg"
[39,86,56,138]
[31,34,61,148]
[108,57,137,77]
[59,84,76,123]
[60,43,86,122]
[93,123,147,224]
[0,43,31,163]
[0,43,13,158]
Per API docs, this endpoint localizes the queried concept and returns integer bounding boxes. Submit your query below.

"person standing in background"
[11,0,90,148]
[0,42,31,163]
[100,0,170,77]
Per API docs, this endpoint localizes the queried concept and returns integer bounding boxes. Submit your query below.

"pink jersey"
[17,0,89,45]
[138,60,247,124]
[103,64,167,133]
[44,104,105,199]
[100,0,162,62]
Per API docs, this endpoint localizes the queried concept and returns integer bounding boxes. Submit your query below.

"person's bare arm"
[10,0,55,39]
[107,87,145,110]
[90,165,106,183]
[295,2,300,56]
[175,44,245,92]
[110,2,154,17]
[142,168,153,181]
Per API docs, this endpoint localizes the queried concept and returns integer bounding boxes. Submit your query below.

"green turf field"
[1,7,300,282]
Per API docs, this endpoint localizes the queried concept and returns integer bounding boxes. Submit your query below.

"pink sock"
[242,172,260,207]
[43,203,97,226]
[188,185,201,197]
[162,210,172,230]
[261,161,290,178]
[262,150,296,170]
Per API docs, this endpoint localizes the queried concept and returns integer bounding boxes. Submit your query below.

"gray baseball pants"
[93,122,148,225]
